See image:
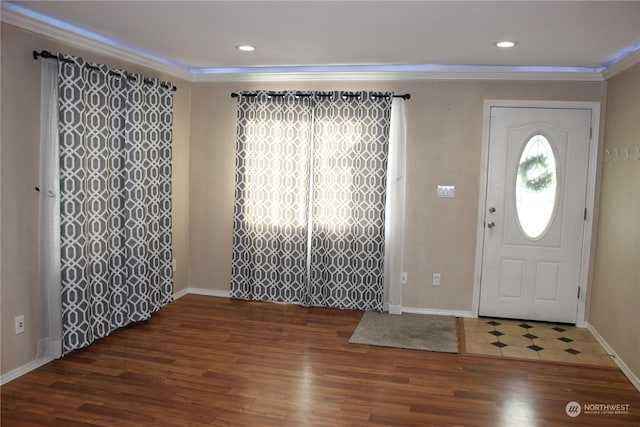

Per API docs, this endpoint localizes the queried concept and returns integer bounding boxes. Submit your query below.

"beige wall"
[188,80,606,313]
[590,64,640,379]
[0,23,191,374]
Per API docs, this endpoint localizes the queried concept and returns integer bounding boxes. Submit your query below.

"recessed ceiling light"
[495,41,518,48]
[237,45,255,52]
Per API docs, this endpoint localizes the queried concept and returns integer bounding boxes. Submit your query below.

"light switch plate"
[437,185,455,198]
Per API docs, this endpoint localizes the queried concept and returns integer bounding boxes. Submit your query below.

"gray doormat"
[349,311,458,353]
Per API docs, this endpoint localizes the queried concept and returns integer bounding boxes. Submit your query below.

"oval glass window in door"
[515,134,557,239]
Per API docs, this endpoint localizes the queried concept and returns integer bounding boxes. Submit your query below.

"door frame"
[472,100,601,327]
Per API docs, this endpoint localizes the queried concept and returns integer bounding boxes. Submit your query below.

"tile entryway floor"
[462,317,617,367]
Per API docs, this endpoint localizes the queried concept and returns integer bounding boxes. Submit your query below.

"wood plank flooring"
[2,294,639,426]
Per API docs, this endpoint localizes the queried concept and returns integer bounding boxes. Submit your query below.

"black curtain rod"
[33,49,74,63]
[231,92,410,100]
[33,50,177,92]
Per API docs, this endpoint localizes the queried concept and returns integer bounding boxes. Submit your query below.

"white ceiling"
[3,1,640,81]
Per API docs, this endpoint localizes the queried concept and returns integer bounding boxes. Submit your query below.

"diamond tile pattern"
[463,318,615,367]
[58,56,174,354]
[231,91,392,310]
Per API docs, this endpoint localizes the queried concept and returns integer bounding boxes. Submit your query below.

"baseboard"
[402,306,473,318]
[586,322,640,392]
[173,288,190,301]
[174,287,231,299]
[176,291,471,317]
[173,287,190,300]
[389,304,402,315]
[1,356,53,386]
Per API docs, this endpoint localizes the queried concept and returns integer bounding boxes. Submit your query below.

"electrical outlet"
[432,273,441,286]
[15,315,25,334]
[401,272,408,284]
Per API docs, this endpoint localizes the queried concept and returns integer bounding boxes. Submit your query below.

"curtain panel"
[308,92,392,310]
[57,55,174,353]
[231,91,392,311]
[38,58,63,359]
[383,98,408,314]
[231,92,312,303]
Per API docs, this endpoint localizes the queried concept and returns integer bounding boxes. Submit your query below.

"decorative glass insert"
[515,134,557,239]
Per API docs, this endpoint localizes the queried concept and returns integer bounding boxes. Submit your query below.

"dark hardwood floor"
[2,294,639,426]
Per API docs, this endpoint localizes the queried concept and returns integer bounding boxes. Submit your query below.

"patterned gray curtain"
[309,92,392,310]
[231,91,391,310]
[58,55,173,353]
[231,92,312,303]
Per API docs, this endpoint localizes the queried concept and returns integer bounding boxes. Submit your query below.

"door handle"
[487,221,496,229]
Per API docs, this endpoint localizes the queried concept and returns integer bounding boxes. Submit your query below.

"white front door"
[479,107,592,323]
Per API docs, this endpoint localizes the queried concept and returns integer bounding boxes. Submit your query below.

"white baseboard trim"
[186,287,231,298]
[1,356,54,386]
[389,304,402,315]
[174,291,476,319]
[174,292,474,319]
[173,287,190,300]
[586,322,640,392]
[402,306,473,318]
[175,287,231,299]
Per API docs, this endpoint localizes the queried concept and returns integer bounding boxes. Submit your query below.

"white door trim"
[472,100,600,327]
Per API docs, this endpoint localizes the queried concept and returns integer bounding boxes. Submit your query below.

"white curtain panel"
[38,58,62,359]
[383,98,407,314]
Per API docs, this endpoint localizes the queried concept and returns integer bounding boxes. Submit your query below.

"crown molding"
[1,2,192,82]
[189,67,605,83]
[1,1,618,83]
[601,49,640,80]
